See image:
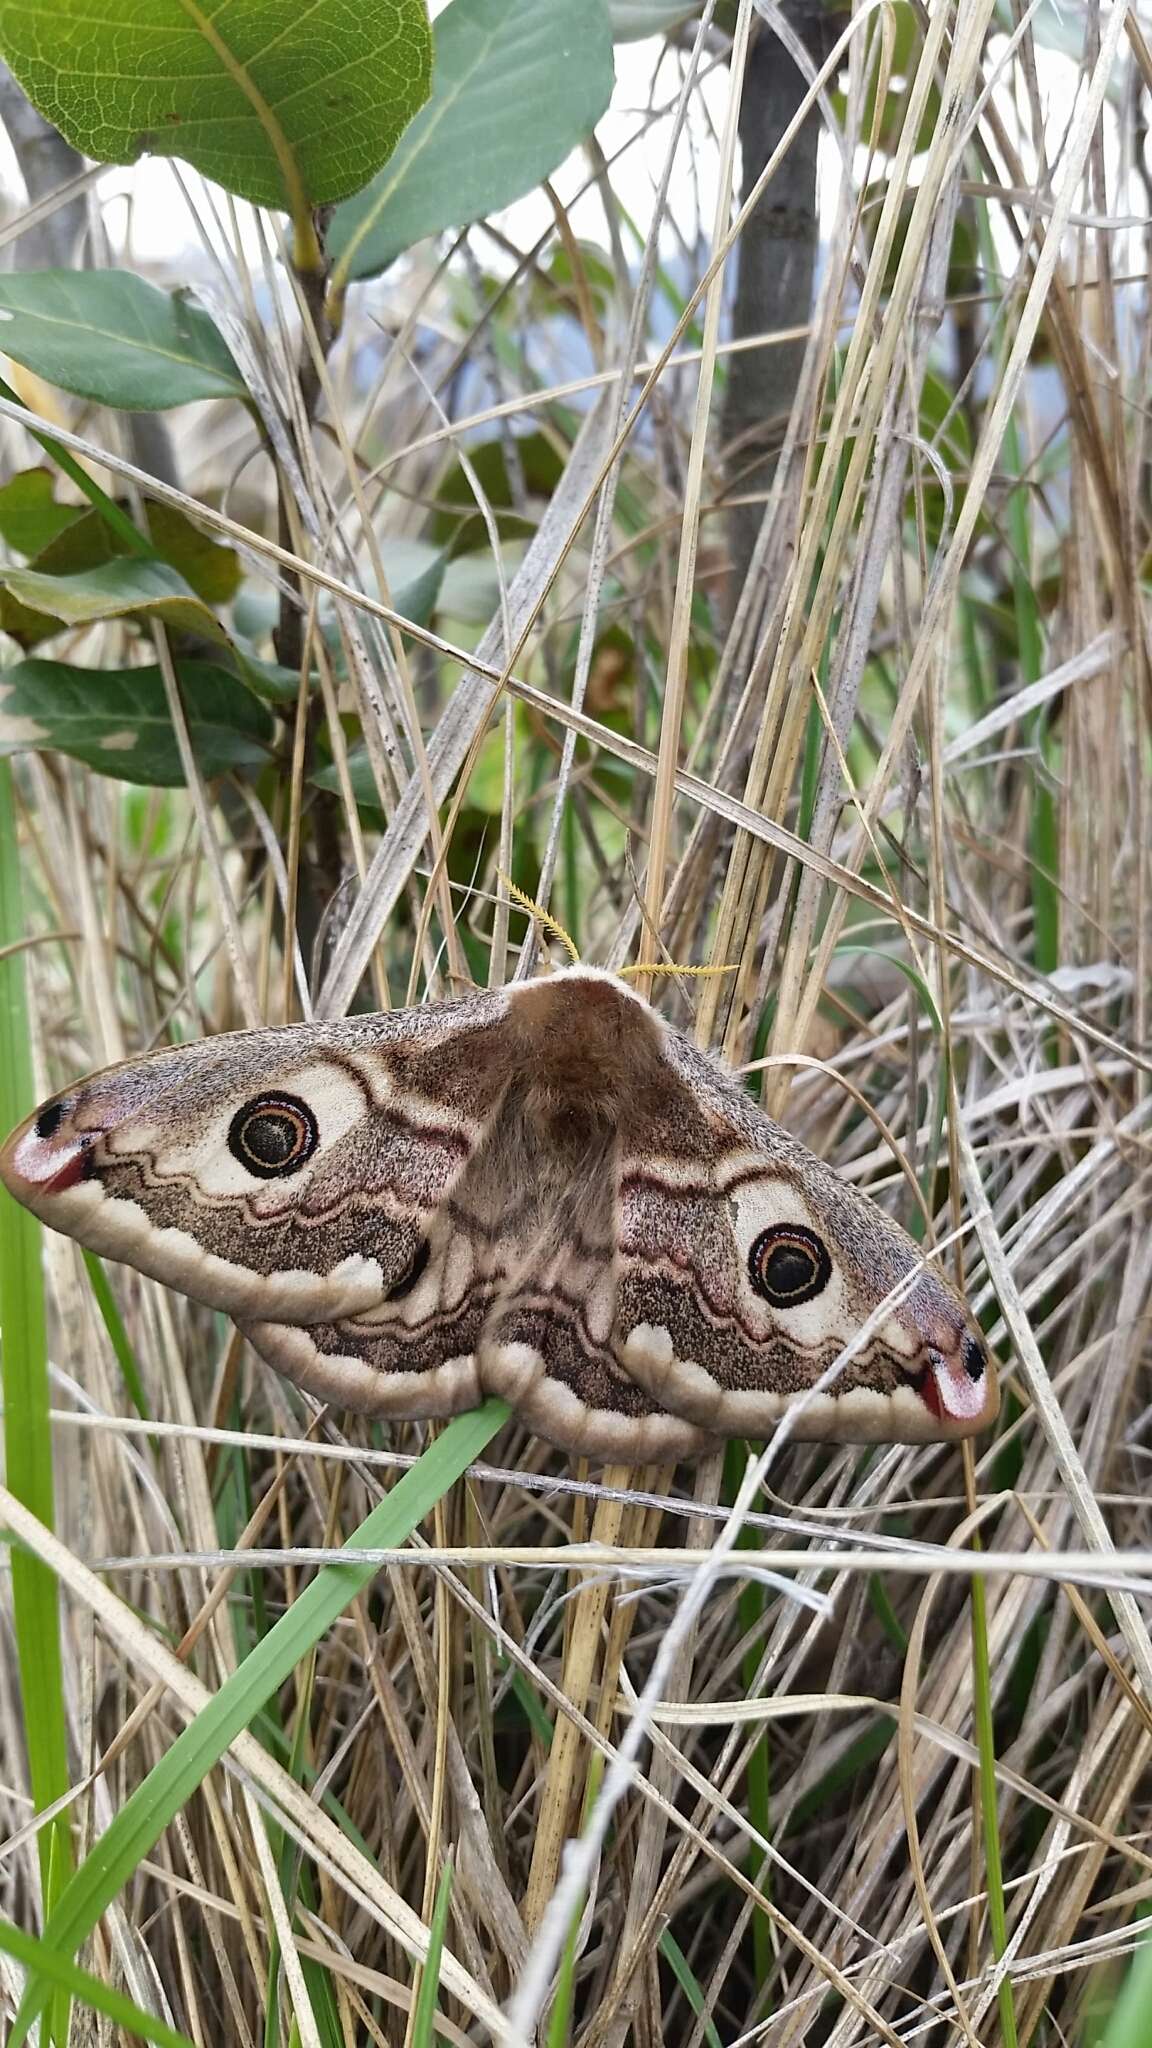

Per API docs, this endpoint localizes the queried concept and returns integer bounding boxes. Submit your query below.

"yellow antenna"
[617,961,739,979]
[495,870,736,982]
[496,871,581,965]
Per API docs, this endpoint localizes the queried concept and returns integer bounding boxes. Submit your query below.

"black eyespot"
[385,1237,431,1301]
[35,1100,65,1139]
[228,1093,318,1179]
[962,1333,987,1381]
[748,1223,832,1307]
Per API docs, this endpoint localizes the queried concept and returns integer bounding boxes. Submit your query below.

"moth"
[0,968,998,1461]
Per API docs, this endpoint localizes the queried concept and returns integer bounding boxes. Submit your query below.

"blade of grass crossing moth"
[409,1856,454,2048]
[0,757,74,2045]
[0,1915,197,2048]
[9,1400,511,2046]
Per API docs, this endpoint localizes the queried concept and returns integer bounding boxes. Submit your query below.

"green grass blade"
[81,1250,152,1420]
[410,1855,455,2048]
[0,1915,196,2048]
[1096,1914,1152,2048]
[545,1750,608,2048]
[659,1929,724,2048]
[543,1884,582,2048]
[832,945,944,1034]
[10,1398,510,2045]
[0,758,74,2044]
[969,1572,1019,2048]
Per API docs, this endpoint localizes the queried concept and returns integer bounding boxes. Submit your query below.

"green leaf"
[829,4,940,158]
[0,0,433,213]
[429,431,565,554]
[994,0,1126,88]
[10,1400,510,2046]
[0,660,275,786]
[231,652,313,704]
[0,558,234,651]
[376,537,448,627]
[311,745,384,818]
[0,273,245,409]
[330,0,614,283]
[0,506,241,651]
[0,511,126,650]
[1,507,125,649]
[146,503,242,608]
[0,1915,195,2048]
[832,944,944,1036]
[0,470,82,557]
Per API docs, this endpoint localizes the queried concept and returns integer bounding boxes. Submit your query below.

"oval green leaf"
[0,0,432,212]
[330,0,615,283]
[0,470,82,557]
[0,660,275,785]
[0,272,245,409]
[0,558,233,649]
[0,502,240,651]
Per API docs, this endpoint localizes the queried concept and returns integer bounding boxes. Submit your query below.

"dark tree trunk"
[721,6,827,617]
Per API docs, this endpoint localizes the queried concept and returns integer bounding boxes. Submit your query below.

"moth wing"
[474,1156,711,1463]
[245,1087,711,1457]
[614,1033,998,1444]
[237,1055,532,1426]
[235,1196,488,1423]
[0,993,518,1327]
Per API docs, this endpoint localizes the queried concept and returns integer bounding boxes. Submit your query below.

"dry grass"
[1,3,1151,2044]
